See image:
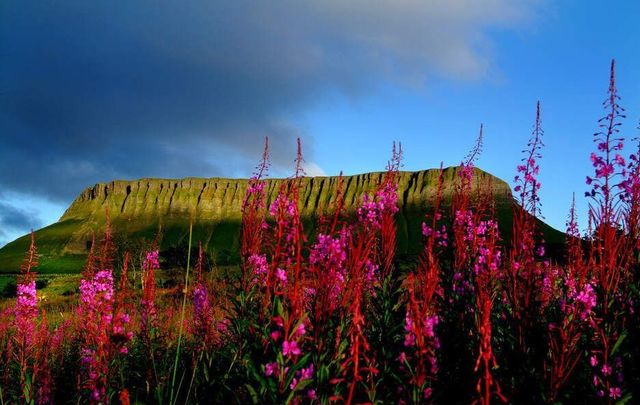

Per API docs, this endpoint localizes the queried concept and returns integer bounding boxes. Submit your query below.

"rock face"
[0,167,560,273]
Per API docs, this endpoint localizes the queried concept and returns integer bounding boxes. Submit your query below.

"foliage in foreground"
[2,60,640,404]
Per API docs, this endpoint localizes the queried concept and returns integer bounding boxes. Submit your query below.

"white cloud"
[302,161,327,177]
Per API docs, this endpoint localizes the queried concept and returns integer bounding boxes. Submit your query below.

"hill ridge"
[0,167,561,273]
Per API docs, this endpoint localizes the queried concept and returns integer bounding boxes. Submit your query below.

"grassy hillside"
[0,167,564,273]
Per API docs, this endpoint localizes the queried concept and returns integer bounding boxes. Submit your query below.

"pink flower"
[602,364,612,376]
[265,362,278,377]
[276,268,287,284]
[282,340,301,357]
[144,250,159,271]
[590,355,598,367]
[575,284,597,320]
[299,364,314,380]
[248,254,268,283]
[609,387,622,399]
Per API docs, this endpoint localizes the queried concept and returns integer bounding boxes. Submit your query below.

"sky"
[0,0,639,246]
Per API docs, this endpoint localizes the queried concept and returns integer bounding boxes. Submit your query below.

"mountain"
[0,167,564,273]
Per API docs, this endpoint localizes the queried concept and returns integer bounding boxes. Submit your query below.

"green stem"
[170,222,193,404]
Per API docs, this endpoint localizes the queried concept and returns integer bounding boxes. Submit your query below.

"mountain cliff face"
[0,167,561,273]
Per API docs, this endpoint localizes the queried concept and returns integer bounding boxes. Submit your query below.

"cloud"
[302,162,327,177]
[0,0,540,204]
[0,201,43,245]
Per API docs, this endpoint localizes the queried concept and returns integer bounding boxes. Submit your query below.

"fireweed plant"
[4,59,640,404]
[584,60,634,403]
[499,102,549,402]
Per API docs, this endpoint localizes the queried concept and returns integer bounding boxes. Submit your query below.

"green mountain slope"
[0,167,564,273]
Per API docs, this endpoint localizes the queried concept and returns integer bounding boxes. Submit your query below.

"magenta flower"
[424,387,433,399]
[264,362,278,377]
[575,284,597,320]
[276,268,288,285]
[609,387,622,399]
[282,340,301,357]
[248,253,269,284]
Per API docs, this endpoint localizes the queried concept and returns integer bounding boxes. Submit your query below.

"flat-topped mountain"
[0,167,563,273]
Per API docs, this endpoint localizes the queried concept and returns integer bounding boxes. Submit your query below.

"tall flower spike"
[20,231,38,282]
[100,207,115,271]
[514,101,544,218]
[465,124,484,166]
[294,137,306,179]
[586,59,626,223]
[241,137,270,291]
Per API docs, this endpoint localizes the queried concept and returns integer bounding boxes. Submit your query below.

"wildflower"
[141,250,159,330]
[283,340,301,357]
[299,364,314,380]
[424,387,433,399]
[265,362,278,377]
[14,280,38,345]
[601,364,612,376]
[609,387,622,399]
[575,284,597,319]
[276,268,288,285]
[249,253,268,282]
[79,269,116,403]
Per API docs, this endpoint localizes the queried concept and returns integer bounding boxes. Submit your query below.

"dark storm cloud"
[0,0,539,201]
[0,201,42,243]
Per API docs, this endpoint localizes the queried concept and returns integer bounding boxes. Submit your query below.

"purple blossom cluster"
[248,253,268,285]
[459,162,474,183]
[14,280,38,346]
[590,354,624,399]
[401,312,440,377]
[309,232,348,298]
[574,283,597,320]
[144,250,159,272]
[422,222,448,248]
[79,269,115,403]
[357,182,400,229]
[80,270,114,321]
[474,220,501,275]
[264,319,315,398]
[192,282,215,346]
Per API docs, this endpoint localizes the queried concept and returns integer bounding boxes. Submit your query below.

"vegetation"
[1,59,640,404]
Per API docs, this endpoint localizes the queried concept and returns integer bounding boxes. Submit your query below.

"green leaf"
[616,392,633,405]
[244,384,259,405]
[611,331,627,355]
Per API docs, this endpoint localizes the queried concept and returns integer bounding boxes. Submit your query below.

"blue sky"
[0,1,639,245]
